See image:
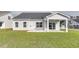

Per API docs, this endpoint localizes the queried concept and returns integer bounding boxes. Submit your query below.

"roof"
[58,11,79,16]
[71,19,79,23]
[47,12,70,19]
[13,12,51,19]
[11,11,79,17]
[0,11,10,17]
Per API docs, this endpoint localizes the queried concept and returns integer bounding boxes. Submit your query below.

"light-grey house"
[12,12,69,32]
[59,11,79,28]
[1,11,79,32]
[0,11,12,29]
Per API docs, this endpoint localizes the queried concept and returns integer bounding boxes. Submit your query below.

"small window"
[0,22,3,27]
[8,16,11,20]
[23,22,27,27]
[76,16,79,19]
[36,22,43,28]
[15,22,18,27]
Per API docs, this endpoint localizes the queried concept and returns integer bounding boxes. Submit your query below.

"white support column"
[59,20,60,31]
[43,19,47,32]
[47,19,49,32]
[66,19,68,32]
[56,20,60,31]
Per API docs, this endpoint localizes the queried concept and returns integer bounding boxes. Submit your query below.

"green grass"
[0,29,79,48]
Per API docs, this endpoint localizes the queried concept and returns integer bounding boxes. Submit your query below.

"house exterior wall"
[68,20,79,28]
[0,13,13,29]
[13,19,44,31]
[47,14,68,31]
[56,21,60,31]
[5,14,13,28]
[12,13,69,32]
[70,20,79,26]
[0,22,5,29]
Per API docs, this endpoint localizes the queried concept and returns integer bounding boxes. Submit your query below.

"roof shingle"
[0,11,10,16]
[13,12,51,19]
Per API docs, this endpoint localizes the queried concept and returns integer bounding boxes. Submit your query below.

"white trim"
[46,12,70,19]
[66,19,68,32]
[47,19,49,32]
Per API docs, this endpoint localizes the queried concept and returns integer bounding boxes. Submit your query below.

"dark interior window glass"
[0,22,3,27]
[36,22,43,28]
[15,22,18,27]
[8,16,11,20]
[23,22,27,27]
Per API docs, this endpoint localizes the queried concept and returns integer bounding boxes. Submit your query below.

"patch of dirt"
[0,44,8,48]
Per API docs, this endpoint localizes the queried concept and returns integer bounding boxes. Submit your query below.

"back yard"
[0,29,79,48]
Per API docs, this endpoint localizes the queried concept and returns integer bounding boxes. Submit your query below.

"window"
[69,21,72,24]
[0,22,3,27]
[73,16,76,19]
[15,22,18,27]
[76,16,79,19]
[36,22,43,28]
[52,23,56,29]
[23,22,27,27]
[8,16,11,20]
[70,16,73,19]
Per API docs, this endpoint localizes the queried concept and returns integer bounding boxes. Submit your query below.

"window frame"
[23,22,27,28]
[15,22,19,27]
[36,22,43,28]
[8,16,11,20]
[0,22,3,27]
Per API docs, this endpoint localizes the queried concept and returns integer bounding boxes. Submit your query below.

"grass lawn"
[0,29,79,48]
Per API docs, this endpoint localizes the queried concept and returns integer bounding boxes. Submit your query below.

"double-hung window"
[36,22,43,28]
[15,22,19,27]
[8,16,11,20]
[0,22,3,27]
[23,22,27,27]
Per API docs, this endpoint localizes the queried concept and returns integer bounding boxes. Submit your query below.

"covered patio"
[45,13,69,32]
[45,20,68,32]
